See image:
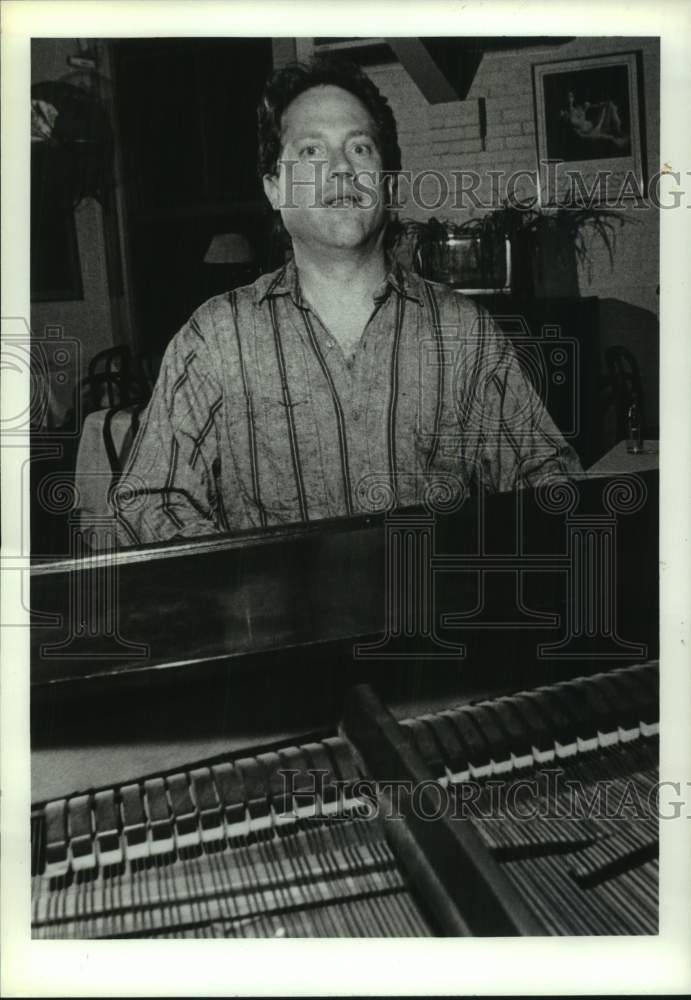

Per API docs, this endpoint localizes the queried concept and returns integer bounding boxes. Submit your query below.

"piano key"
[465,703,512,774]
[68,794,96,871]
[611,668,657,733]
[551,682,599,753]
[605,669,645,725]
[575,677,620,747]
[189,767,223,841]
[435,713,470,781]
[502,694,555,763]
[418,713,467,779]
[279,747,330,817]
[44,798,69,877]
[166,772,199,848]
[302,741,340,813]
[582,673,625,732]
[623,669,659,736]
[443,707,492,778]
[278,745,317,815]
[527,688,578,758]
[400,718,445,776]
[93,789,122,866]
[236,756,272,829]
[595,675,640,742]
[256,751,292,817]
[143,777,174,854]
[211,762,248,834]
[120,783,148,860]
[481,699,534,770]
[551,682,598,752]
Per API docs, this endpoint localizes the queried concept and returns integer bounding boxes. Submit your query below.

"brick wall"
[367,36,660,425]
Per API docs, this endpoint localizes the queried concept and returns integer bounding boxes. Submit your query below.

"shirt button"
[352,409,361,421]
[326,339,334,349]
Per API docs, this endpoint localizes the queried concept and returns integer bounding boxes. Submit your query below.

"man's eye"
[300,144,322,157]
[351,142,373,156]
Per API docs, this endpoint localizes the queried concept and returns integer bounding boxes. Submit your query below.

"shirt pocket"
[252,392,311,520]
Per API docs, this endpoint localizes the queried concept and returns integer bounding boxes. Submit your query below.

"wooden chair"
[87,345,133,412]
[99,352,162,486]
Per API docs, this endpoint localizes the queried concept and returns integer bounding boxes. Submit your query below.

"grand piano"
[30,468,659,938]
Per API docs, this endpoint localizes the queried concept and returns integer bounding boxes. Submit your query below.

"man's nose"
[327,145,354,177]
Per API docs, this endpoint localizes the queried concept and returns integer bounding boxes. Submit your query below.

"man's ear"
[263,172,281,211]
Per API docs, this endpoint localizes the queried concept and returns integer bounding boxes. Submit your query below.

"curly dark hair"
[257,56,402,179]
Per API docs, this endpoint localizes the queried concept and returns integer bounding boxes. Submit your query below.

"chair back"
[87,345,132,411]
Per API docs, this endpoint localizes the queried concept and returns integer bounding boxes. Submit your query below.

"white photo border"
[2,1,691,997]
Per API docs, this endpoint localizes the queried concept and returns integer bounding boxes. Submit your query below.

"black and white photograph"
[538,53,640,162]
[2,1,690,997]
[533,51,646,204]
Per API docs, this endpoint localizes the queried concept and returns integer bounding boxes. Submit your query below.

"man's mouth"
[325,195,360,208]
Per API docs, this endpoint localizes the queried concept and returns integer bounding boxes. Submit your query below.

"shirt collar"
[258,255,424,307]
[375,259,425,305]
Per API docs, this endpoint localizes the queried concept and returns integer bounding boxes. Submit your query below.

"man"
[113,58,581,546]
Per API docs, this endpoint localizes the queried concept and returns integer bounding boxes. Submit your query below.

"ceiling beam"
[385,38,461,103]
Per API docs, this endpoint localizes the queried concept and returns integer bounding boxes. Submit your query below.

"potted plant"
[389,215,510,293]
[391,197,626,298]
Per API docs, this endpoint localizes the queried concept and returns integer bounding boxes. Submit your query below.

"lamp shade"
[204,232,254,264]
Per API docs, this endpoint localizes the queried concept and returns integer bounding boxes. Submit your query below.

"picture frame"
[532,52,645,205]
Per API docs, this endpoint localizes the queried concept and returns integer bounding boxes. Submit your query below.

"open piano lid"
[30,470,658,692]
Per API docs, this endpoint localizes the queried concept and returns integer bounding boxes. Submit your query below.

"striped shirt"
[113,258,582,546]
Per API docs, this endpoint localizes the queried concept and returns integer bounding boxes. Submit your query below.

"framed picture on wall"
[532,52,645,205]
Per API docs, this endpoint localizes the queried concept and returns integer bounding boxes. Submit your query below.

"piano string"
[31,661,659,938]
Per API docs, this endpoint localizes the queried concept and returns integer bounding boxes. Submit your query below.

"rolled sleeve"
[112,317,225,546]
[460,306,583,492]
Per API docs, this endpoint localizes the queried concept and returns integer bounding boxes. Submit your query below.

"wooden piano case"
[30,471,659,937]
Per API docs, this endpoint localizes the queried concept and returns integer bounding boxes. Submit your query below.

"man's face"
[263,85,388,254]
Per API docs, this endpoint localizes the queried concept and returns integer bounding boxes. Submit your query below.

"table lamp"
[203,232,258,289]
[204,232,254,265]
